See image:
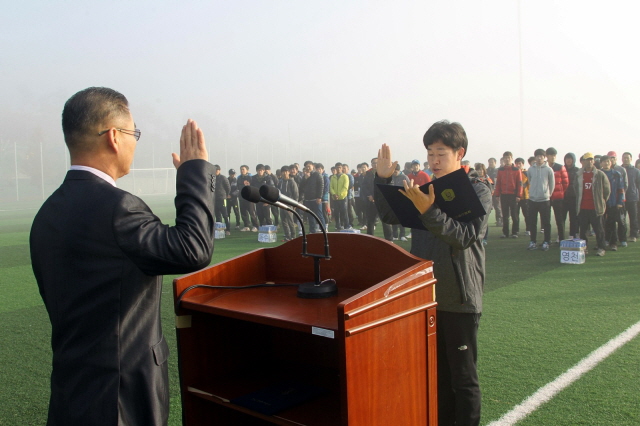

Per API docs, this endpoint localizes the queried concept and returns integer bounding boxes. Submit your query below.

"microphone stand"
[258,184,336,298]
[296,207,336,299]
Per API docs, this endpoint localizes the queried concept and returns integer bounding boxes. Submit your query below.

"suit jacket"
[30,160,216,426]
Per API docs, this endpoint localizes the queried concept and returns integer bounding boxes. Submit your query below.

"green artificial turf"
[1,198,638,425]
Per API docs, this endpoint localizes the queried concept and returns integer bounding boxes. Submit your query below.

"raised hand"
[376,143,398,178]
[172,119,209,169]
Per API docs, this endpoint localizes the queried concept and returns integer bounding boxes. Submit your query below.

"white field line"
[488,319,640,426]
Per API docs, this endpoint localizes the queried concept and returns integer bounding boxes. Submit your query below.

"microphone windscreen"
[241,186,262,203]
[260,185,279,203]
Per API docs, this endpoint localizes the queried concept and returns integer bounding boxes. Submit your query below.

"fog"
[2,0,639,205]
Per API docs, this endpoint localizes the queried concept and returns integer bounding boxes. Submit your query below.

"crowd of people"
[477,149,640,256]
[213,158,438,241]
[212,148,640,257]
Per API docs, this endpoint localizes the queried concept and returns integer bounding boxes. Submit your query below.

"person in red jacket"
[407,159,431,186]
[546,147,569,242]
[494,151,523,238]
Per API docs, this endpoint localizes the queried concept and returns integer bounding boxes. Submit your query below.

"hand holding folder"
[376,168,486,230]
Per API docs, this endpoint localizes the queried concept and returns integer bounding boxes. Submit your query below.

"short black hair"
[423,120,468,158]
[62,87,130,152]
[256,164,265,171]
[280,165,290,173]
[315,163,324,170]
[546,147,557,156]
[515,157,525,164]
[213,164,221,171]
[534,148,546,157]
[503,151,513,158]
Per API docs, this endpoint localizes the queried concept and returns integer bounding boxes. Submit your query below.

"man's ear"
[457,147,466,161]
[104,128,120,153]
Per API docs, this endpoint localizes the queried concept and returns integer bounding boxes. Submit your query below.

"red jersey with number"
[581,171,595,210]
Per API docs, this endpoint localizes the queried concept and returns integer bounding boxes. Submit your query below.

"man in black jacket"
[227,169,241,229]
[299,160,325,233]
[30,87,215,426]
[213,165,232,235]
[238,164,259,231]
[375,121,491,426]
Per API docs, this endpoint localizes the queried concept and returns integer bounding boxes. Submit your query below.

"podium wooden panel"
[173,233,437,426]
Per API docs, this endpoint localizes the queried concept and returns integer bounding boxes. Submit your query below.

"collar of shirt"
[69,165,117,187]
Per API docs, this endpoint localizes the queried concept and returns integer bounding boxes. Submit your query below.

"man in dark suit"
[30,87,216,426]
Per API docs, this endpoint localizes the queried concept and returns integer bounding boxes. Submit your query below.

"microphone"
[259,185,310,213]
[241,186,308,255]
[260,186,334,299]
[241,186,291,212]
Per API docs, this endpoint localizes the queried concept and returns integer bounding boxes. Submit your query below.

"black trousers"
[528,200,551,244]
[333,198,348,230]
[437,311,481,426]
[492,196,502,223]
[366,199,392,240]
[627,201,639,238]
[214,198,230,230]
[227,197,240,227]
[551,198,565,241]
[239,197,259,228]
[518,199,531,233]
[355,197,366,225]
[579,209,605,250]
[563,197,578,238]
[604,205,626,245]
[500,194,519,236]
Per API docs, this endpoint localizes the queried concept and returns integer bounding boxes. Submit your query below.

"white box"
[214,230,226,239]
[340,229,361,234]
[214,222,226,230]
[258,233,278,243]
[560,239,586,264]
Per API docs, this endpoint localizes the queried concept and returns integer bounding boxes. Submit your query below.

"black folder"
[376,168,486,230]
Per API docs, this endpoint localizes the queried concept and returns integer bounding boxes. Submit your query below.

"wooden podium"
[173,233,437,426]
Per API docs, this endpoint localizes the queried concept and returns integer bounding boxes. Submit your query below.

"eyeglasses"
[98,128,141,141]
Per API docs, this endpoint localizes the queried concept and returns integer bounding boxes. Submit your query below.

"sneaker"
[235,225,241,230]
[225,231,231,236]
[527,241,537,250]
[482,239,488,246]
[392,237,398,241]
[630,237,637,243]
[621,241,628,247]
[540,229,545,234]
[360,225,367,230]
[610,244,617,251]
[298,230,303,236]
[605,241,610,248]
[511,234,518,239]
[406,233,412,239]
[400,237,408,242]
[541,242,550,251]
[251,227,258,232]
[525,231,531,236]
[500,234,508,239]
[240,227,250,232]
[596,248,605,257]
[589,231,596,236]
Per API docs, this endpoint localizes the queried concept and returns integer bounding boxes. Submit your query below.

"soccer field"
[1,197,638,425]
